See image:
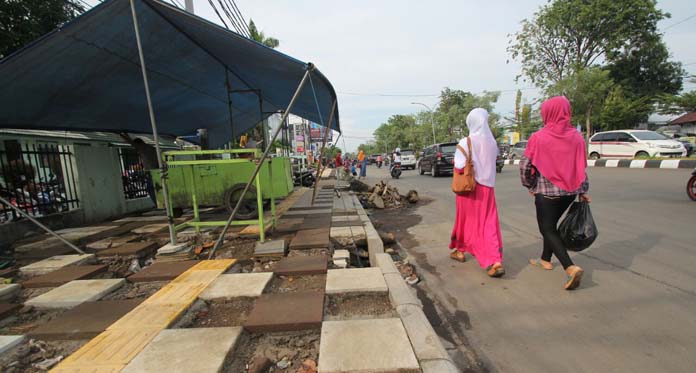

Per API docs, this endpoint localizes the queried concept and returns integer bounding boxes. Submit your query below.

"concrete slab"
[330,221,364,228]
[156,242,191,255]
[329,227,352,239]
[326,268,388,294]
[274,255,328,276]
[289,228,330,250]
[289,206,332,211]
[54,226,116,240]
[254,240,285,257]
[0,335,25,356]
[0,303,21,320]
[332,250,350,260]
[127,261,198,283]
[274,218,305,233]
[97,241,158,258]
[284,209,332,216]
[244,291,324,332]
[114,216,168,223]
[22,265,108,288]
[25,279,125,309]
[333,259,348,269]
[123,327,242,373]
[297,218,331,231]
[318,318,420,373]
[332,215,361,222]
[0,284,20,300]
[86,235,139,251]
[131,223,169,235]
[29,300,142,340]
[19,254,96,276]
[200,272,273,300]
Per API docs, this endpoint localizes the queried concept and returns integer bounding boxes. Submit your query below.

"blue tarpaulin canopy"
[0,0,339,148]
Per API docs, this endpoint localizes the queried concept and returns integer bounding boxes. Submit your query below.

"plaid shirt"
[519,157,589,196]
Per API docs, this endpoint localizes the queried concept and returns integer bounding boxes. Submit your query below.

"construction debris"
[356,181,419,210]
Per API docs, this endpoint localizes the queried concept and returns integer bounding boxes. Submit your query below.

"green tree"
[600,86,652,130]
[547,67,614,140]
[248,19,279,48]
[0,0,84,58]
[508,0,670,88]
[658,78,696,114]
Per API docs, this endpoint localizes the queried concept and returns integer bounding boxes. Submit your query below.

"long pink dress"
[449,184,503,268]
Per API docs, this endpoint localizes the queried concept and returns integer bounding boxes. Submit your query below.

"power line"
[217,0,243,34]
[227,0,251,37]
[663,12,696,32]
[206,0,230,30]
[169,0,184,8]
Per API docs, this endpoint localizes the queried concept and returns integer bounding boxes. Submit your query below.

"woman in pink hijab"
[449,108,505,278]
[520,96,590,290]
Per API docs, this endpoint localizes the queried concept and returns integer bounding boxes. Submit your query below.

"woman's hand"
[579,193,592,203]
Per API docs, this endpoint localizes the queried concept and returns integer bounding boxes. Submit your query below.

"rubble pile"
[357,181,419,209]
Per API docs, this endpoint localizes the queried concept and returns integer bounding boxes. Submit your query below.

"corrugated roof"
[669,112,696,125]
[0,129,180,148]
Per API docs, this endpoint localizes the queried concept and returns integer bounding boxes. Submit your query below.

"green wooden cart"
[151,149,294,241]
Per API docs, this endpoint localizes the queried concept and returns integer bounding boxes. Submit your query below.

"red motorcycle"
[687,169,696,201]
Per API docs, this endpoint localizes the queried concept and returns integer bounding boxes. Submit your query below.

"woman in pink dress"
[449,108,505,277]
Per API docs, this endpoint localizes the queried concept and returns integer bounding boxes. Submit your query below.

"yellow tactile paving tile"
[51,259,235,372]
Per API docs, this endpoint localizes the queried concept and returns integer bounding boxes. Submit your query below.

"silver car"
[509,141,527,160]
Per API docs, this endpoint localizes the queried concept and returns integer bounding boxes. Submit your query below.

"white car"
[400,149,417,170]
[588,130,686,159]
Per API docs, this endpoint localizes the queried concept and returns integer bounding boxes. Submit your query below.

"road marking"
[660,160,680,169]
[630,160,647,168]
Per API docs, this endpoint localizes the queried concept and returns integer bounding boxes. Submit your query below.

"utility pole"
[185,0,194,13]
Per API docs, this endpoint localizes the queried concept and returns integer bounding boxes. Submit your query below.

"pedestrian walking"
[335,150,344,180]
[357,150,367,179]
[520,96,591,290]
[449,108,505,278]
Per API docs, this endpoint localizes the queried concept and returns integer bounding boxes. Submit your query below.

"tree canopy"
[249,19,279,49]
[508,0,685,133]
[359,88,502,155]
[0,0,84,59]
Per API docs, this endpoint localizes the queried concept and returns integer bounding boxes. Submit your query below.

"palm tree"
[248,19,279,49]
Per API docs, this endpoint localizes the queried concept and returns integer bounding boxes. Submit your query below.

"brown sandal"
[449,251,466,262]
[487,263,505,278]
[564,265,584,290]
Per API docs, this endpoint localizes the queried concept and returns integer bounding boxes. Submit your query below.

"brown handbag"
[451,137,476,194]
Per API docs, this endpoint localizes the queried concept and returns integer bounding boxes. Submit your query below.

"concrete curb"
[343,190,459,371]
[504,158,696,169]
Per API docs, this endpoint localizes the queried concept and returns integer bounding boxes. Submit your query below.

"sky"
[87,0,696,152]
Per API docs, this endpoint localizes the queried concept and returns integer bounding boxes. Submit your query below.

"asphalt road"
[362,164,696,373]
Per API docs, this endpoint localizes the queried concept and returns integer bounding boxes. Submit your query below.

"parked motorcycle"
[687,169,696,201]
[390,163,402,179]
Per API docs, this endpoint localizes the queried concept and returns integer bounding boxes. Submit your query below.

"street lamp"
[412,102,436,144]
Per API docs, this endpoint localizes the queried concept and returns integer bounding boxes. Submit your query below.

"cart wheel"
[224,184,259,220]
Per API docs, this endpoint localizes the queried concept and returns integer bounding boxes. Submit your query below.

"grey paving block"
[326,268,388,294]
[254,240,285,257]
[200,273,273,299]
[318,318,420,372]
[0,335,24,356]
[25,279,125,309]
[123,327,243,373]
[20,254,96,276]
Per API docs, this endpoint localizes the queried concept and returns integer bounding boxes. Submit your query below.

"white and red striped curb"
[504,159,696,169]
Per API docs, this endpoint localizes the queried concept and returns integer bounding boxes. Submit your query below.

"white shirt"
[393,154,402,163]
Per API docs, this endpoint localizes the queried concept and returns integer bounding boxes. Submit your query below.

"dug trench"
[369,202,490,372]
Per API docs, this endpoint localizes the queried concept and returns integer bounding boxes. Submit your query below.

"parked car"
[509,141,527,159]
[588,130,686,159]
[418,142,457,177]
[400,149,417,170]
[676,139,694,157]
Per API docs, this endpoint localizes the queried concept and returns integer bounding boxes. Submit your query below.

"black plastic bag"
[558,201,598,252]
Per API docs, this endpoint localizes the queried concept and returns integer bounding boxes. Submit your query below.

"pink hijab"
[524,96,587,192]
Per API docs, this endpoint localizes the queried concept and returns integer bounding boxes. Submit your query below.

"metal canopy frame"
[1,0,338,256]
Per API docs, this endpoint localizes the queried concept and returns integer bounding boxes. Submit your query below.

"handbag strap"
[456,138,474,167]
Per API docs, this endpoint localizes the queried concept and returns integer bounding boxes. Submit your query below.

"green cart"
[151,149,294,241]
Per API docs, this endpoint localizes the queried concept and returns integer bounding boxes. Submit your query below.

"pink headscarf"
[524,96,587,192]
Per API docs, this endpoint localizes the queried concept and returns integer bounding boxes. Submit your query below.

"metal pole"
[0,196,85,255]
[209,67,314,259]
[184,0,194,13]
[311,101,337,206]
[130,0,177,245]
